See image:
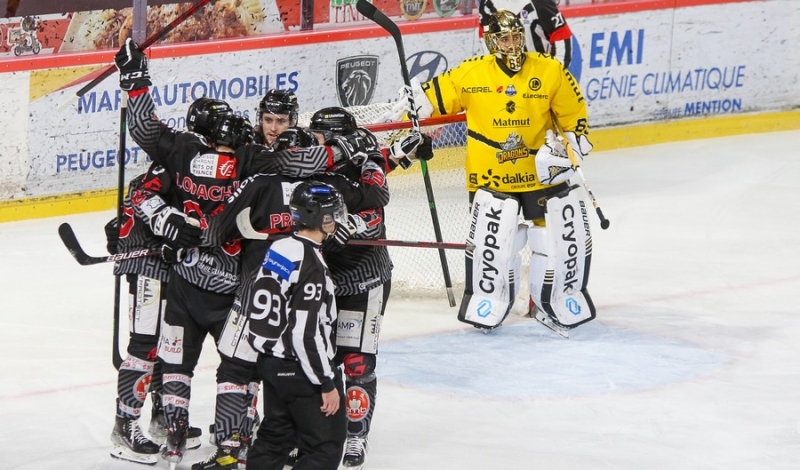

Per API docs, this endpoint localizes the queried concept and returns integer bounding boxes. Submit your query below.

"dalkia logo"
[400,0,428,20]
[336,55,379,107]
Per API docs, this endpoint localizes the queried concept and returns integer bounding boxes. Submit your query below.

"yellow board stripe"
[2,110,799,223]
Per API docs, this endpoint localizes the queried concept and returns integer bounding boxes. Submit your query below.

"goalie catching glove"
[322,214,367,252]
[377,77,434,123]
[535,130,575,186]
[114,38,152,91]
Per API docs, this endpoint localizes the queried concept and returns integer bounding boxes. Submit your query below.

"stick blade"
[58,222,90,265]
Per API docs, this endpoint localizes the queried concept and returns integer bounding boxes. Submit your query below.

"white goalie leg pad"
[458,188,521,329]
[537,186,596,328]
[218,299,259,363]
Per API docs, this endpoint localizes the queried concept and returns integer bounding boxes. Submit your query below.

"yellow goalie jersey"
[422,52,589,193]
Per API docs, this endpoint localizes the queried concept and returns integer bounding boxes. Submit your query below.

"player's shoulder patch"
[262,245,296,281]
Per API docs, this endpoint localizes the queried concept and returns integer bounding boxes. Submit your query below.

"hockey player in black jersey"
[246,181,348,470]
[254,89,298,147]
[113,38,362,468]
[307,107,395,470]
[105,167,202,466]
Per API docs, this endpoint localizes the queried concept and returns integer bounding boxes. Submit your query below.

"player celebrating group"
[385,9,595,335]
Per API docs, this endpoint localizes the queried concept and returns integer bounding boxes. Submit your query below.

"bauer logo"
[407,51,448,84]
[336,55,379,107]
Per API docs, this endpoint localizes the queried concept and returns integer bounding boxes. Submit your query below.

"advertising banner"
[20,28,481,198]
[565,1,799,125]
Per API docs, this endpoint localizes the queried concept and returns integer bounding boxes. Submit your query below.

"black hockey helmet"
[187,97,232,138]
[258,89,299,126]
[290,181,346,231]
[274,127,318,152]
[209,113,254,149]
[308,107,358,136]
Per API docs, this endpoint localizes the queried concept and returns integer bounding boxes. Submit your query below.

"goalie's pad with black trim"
[457,188,521,329]
[536,185,596,328]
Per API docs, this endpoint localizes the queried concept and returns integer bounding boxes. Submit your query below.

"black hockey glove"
[152,207,202,249]
[327,134,368,167]
[160,245,187,264]
[416,134,434,161]
[104,217,119,255]
[322,214,366,252]
[115,38,152,91]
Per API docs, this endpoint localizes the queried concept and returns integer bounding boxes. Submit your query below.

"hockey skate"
[528,308,570,339]
[150,412,203,449]
[161,419,189,467]
[341,436,368,470]
[151,394,203,449]
[110,416,160,465]
[191,437,240,470]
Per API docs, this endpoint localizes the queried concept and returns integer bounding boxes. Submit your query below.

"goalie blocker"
[458,186,596,331]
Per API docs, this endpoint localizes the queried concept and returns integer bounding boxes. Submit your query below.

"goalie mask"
[484,9,525,72]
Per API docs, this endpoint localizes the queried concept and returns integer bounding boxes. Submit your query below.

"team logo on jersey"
[190,153,237,179]
[346,386,371,422]
[407,51,448,83]
[505,101,516,114]
[528,78,542,91]
[495,132,529,164]
[433,0,459,17]
[400,0,427,20]
[505,85,517,97]
[336,55,379,107]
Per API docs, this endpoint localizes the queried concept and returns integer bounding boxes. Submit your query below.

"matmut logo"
[190,153,237,179]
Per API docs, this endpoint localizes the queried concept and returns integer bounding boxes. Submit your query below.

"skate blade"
[161,450,183,465]
[110,445,158,465]
[533,311,570,339]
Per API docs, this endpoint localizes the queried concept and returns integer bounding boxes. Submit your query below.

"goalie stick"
[551,116,610,230]
[111,93,129,370]
[356,0,457,307]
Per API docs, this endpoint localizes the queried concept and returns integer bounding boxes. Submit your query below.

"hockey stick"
[350,238,547,256]
[59,223,161,266]
[550,116,610,230]
[561,138,610,230]
[111,93,129,370]
[58,0,212,109]
[356,0,457,307]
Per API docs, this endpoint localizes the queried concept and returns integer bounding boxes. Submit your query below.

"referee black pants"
[247,356,346,470]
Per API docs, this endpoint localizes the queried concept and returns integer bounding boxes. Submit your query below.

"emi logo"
[336,55,379,107]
